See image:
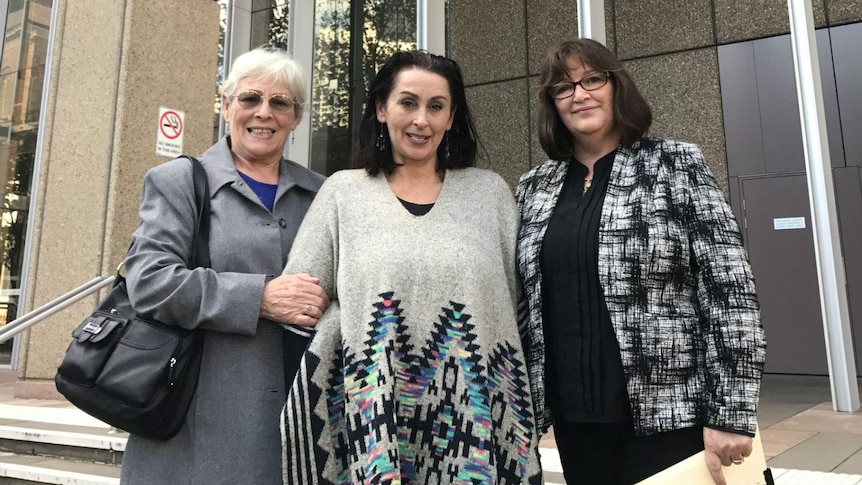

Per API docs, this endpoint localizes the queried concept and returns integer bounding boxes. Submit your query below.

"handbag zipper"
[168,357,177,387]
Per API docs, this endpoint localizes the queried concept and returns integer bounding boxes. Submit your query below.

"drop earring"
[376,124,387,151]
[444,132,450,159]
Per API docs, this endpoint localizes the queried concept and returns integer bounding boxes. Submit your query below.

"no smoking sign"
[156,107,185,157]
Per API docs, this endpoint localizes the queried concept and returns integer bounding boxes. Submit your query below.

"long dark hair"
[352,50,480,175]
[537,39,652,160]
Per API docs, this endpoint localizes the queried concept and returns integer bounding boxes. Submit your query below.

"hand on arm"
[260,273,330,327]
[703,427,754,485]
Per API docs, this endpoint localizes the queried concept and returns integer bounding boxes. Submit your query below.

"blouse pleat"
[540,150,630,423]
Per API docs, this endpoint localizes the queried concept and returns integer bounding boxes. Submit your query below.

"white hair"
[222,47,307,119]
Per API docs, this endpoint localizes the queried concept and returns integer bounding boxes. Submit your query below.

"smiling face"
[222,77,300,166]
[553,58,618,147]
[375,67,455,169]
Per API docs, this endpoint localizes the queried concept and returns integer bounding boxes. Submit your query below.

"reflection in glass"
[0,0,51,366]
[252,0,289,49]
[214,0,228,142]
[303,0,416,175]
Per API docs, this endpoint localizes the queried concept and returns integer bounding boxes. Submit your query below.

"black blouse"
[539,150,630,423]
[398,198,434,216]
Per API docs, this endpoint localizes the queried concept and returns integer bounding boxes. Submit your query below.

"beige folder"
[635,430,769,485]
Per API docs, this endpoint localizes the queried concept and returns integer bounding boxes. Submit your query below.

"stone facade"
[449,0,861,193]
[15,0,219,398]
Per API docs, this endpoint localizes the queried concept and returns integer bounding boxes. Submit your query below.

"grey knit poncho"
[280,168,542,484]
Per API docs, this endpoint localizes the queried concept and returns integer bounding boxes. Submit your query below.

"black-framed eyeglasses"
[547,72,611,99]
[230,91,298,112]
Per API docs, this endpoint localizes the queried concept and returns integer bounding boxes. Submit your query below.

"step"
[0,420,125,464]
[0,404,124,484]
[0,405,109,429]
[0,452,119,485]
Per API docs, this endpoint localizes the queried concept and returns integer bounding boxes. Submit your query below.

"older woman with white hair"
[120,46,328,484]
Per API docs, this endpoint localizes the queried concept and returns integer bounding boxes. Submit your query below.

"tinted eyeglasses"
[547,72,611,99]
[230,91,297,112]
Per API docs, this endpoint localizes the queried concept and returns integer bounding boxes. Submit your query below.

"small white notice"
[774,217,806,230]
[156,107,185,157]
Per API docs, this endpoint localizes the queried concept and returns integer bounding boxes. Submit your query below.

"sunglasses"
[230,91,297,112]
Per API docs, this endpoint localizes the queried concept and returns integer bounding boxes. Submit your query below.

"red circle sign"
[160,111,183,140]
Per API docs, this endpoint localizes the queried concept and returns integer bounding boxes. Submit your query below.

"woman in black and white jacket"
[517,38,766,485]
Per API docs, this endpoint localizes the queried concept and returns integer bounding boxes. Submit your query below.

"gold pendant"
[583,177,592,194]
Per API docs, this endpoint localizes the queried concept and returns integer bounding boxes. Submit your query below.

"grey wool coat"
[120,137,324,485]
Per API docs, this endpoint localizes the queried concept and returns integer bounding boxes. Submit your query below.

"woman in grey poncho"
[280,51,543,484]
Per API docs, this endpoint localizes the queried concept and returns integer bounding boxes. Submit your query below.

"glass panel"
[309,0,350,175]
[252,0,288,49]
[0,0,51,366]
[214,0,228,143]
[308,0,416,176]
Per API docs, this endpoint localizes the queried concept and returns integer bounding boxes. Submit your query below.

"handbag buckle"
[82,320,103,335]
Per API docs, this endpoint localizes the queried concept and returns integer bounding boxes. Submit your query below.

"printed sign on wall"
[156,107,184,157]
[773,217,806,230]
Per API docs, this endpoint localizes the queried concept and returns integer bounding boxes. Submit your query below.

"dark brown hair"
[352,50,479,175]
[537,38,652,160]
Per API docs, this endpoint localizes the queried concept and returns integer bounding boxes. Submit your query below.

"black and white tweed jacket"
[516,138,766,436]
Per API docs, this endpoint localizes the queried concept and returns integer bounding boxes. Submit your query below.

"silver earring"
[444,132,450,159]
[376,124,387,152]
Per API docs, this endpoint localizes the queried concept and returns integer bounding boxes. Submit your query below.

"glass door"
[307,0,416,175]
[223,0,445,174]
[0,0,52,367]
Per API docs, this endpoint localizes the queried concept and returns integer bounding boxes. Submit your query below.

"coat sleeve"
[125,160,265,335]
[679,143,766,434]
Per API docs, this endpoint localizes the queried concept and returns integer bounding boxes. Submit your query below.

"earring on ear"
[376,123,387,152]
[444,132,451,159]
[291,132,295,145]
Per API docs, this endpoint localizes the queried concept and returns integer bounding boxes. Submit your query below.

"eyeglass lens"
[235,92,294,112]
[549,72,609,99]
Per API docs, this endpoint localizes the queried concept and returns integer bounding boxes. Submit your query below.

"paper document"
[636,431,769,485]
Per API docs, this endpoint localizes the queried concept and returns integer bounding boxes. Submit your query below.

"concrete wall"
[15,0,220,397]
[449,0,862,191]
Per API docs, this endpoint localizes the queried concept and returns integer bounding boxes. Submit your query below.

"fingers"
[704,450,727,485]
[296,273,320,283]
[261,273,329,325]
[703,427,754,484]
[299,303,322,319]
[282,274,330,309]
[290,313,321,328]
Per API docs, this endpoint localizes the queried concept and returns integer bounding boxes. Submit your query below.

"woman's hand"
[260,273,330,327]
[703,427,754,485]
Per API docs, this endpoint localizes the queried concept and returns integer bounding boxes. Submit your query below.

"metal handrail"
[0,274,117,344]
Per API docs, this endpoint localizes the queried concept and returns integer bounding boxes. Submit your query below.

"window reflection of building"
[216,1,418,176]
[270,0,415,176]
[0,0,51,366]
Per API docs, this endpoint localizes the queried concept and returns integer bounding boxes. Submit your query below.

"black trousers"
[552,420,704,484]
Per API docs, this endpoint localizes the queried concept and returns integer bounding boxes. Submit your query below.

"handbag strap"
[178,155,211,269]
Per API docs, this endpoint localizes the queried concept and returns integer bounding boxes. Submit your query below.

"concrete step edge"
[0,425,126,452]
[0,459,119,485]
[0,404,109,429]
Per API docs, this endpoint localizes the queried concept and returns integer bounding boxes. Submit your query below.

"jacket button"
[278,219,287,228]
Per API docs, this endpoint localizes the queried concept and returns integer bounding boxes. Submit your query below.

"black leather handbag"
[55,155,210,441]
